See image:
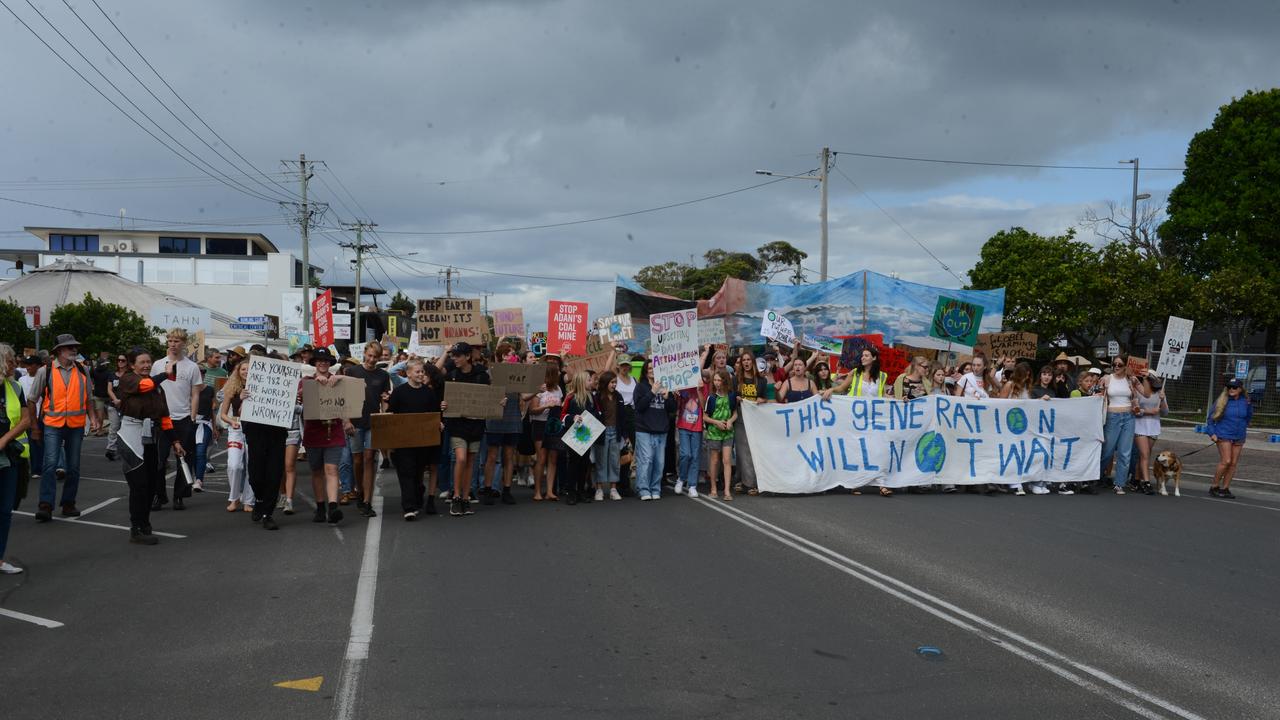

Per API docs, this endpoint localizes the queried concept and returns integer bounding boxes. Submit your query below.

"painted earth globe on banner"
[943,305,974,339]
[1006,408,1028,435]
[914,431,947,474]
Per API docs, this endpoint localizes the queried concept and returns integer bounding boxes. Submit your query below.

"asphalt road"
[2,430,1278,719]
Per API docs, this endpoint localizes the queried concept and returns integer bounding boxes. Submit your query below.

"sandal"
[879,487,893,497]
[851,488,862,495]
[532,495,543,502]
[709,493,719,500]
[723,494,733,502]
[747,488,759,496]
[226,501,239,512]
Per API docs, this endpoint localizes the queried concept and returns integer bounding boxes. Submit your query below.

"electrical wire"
[0,194,295,228]
[832,150,1184,172]
[367,252,615,284]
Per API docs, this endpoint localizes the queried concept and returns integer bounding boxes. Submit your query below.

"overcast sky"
[2,0,1277,328]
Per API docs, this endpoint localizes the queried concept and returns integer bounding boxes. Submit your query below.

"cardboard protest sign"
[491,308,525,338]
[760,309,796,345]
[561,411,605,456]
[1127,356,1149,377]
[977,331,1038,360]
[928,296,983,348]
[563,350,616,378]
[371,412,441,449]
[697,318,727,346]
[1154,316,1194,379]
[442,382,505,419]
[548,300,589,356]
[489,362,546,394]
[651,309,701,390]
[416,298,488,344]
[900,346,939,363]
[311,289,334,348]
[241,356,305,428]
[593,313,634,343]
[302,376,366,420]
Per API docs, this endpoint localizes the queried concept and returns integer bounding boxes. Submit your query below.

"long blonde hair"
[566,371,592,408]
[224,361,250,397]
[1211,388,1230,421]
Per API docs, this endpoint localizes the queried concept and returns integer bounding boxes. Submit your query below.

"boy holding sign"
[439,342,499,517]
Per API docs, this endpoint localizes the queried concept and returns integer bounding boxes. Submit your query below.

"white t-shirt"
[958,372,990,399]
[152,356,203,420]
[532,387,563,422]
[616,374,637,407]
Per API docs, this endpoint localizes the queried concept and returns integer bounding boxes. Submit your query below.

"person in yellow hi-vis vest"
[1,343,34,574]
[821,345,893,497]
[27,334,99,522]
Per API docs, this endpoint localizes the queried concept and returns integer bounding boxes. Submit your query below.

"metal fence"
[1148,347,1280,423]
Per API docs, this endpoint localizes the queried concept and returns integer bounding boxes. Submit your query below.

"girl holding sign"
[633,358,674,501]
[241,350,289,531]
[559,372,600,505]
[218,361,255,513]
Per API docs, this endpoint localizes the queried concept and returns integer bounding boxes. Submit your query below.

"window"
[49,234,99,252]
[159,237,200,254]
[205,237,248,255]
[141,257,194,284]
[196,258,267,286]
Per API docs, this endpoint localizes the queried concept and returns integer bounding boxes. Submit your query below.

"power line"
[324,175,795,237]
[832,150,1184,172]
[368,252,614,284]
[831,162,967,286]
[0,194,293,228]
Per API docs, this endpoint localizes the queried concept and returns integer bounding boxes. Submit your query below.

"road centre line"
[0,608,65,629]
[695,497,1208,720]
[75,496,120,517]
[331,490,385,720]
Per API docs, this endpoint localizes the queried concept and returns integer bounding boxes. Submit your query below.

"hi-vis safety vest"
[5,380,30,458]
[41,363,89,429]
[846,370,888,398]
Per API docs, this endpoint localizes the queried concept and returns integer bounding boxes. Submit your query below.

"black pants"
[155,417,196,501]
[563,450,592,498]
[392,447,431,512]
[126,443,159,529]
[244,422,286,518]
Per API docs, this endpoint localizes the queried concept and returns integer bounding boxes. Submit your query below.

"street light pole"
[1119,158,1149,243]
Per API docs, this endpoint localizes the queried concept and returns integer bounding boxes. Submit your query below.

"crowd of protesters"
[0,326,1259,571]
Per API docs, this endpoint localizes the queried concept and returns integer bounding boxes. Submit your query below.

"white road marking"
[13,510,186,538]
[332,489,385,720]
[696,497,1208,720]
[74,496,120,517]
[0,608,65,628]
[1185,496,1280,514]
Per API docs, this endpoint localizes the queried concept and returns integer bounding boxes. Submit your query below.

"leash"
[1178,443,1218,459]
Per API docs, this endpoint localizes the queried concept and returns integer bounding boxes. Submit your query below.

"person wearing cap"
[1205,377,1254,499]
[437,341,496,516]
[341,342,391,518]
[150,328,204,511]
[1,343,34,571]
[26,333,98,521]
[302,348,350,525]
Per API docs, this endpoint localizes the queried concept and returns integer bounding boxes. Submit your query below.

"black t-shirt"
[196,385,215,419]
[444,364,490,441]
[388,383,440,415]
[91,364,115,399]
[1030,386,1055,400]
[343,364,392,429]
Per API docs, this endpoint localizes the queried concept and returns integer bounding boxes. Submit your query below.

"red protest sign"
[880,346,909,381]
[548,300,588,356]
[312,289,334,348]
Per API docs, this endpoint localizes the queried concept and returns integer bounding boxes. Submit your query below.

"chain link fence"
[1148,349,1280,427]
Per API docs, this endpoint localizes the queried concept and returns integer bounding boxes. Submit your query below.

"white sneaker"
[687,488,699,498]
[609,488,622,501]
[1014,485,1026,496]
[594,489,604,502]
[651,492,660,500]
[1030,483,1050,495]
[640,494,653,501]
[438,490,451,500]
[674,481,684,496]
[0,561,23,575]
[283,498,295,514]
[1056,484,1074,496]
[192,479,204,493]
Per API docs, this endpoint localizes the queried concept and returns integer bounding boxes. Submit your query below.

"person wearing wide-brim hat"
[26,334,99,522]
[300,346,349,525]
[1051,352,1082,397]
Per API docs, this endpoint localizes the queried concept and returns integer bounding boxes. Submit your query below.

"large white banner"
[650,309,701,390]
[742,395,1104,493]
[1154,315,1194,380]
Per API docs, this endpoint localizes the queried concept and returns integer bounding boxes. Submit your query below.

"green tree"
[633,241,808,298]
[388,290,414,315]
[0,299,35,351]
[633,261,690,297]
[46,293,162,358]
[757,240,809,282]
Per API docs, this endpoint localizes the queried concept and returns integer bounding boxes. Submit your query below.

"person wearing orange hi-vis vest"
[27,334,99,522]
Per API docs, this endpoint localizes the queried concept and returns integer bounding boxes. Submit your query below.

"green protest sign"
[928,296,983,348]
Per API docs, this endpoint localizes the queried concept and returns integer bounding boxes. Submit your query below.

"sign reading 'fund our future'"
[741,394,1104,494]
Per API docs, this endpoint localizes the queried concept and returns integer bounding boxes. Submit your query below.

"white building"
[2,226,321,321]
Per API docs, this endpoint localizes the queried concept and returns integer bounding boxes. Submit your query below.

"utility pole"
[282,154,324,333]
[340,221,378,343]
[438,267,456,298]
[1119,158,1150,244]
[755,146,831,282]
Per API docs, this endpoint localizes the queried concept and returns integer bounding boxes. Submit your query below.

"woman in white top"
[526,365,564,502]
[955,356,996,399]
[998,362,1037,495]
[1097,355,1141,494]
[217,361,255,512]
[1132,375,1167,493]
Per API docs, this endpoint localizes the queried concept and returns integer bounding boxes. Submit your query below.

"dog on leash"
[1152,450,1182,497]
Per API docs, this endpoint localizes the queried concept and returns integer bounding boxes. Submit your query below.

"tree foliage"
[633,240,808,299]
[0,299,35,351]
[388,290,415,315]
[47,293,162,358]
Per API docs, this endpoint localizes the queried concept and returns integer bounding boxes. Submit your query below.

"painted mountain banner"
[741,394,1103,494]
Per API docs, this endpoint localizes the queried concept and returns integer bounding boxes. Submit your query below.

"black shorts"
[485,432,519,447]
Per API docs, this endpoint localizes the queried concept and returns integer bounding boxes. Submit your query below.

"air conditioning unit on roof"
[116,240,133,252]
[100,243,116,252]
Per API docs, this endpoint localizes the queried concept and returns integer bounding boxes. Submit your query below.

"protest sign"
[561,411,605,456]
[489,362,547,394]
[928,296,983,348]
[1154,316,1194,379]
[547,300,588,356]
[651,309,701,390]
[741,394,1104,494]
[442,382,506,419]
[492,308,525,338]
[311,289,334,348]
[1127,356,1149,377]
[760,309,796,345]
[697,317,727,346]
[593,313,634,343]
[333,325,352,340]
[900,346,939,363]
[302,376,366,420]
[348,342,367,360]
[241,356,305,428]
[415,298,487,343]
[287,332,311,356]
[977,332,1038,360]
[801,333,843,355]
[564,350,616,378]
[371,412,441,449]
[880,346,909,380]
[839,334,883,372]
[150,306,211,333]
[528,332,548,356]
